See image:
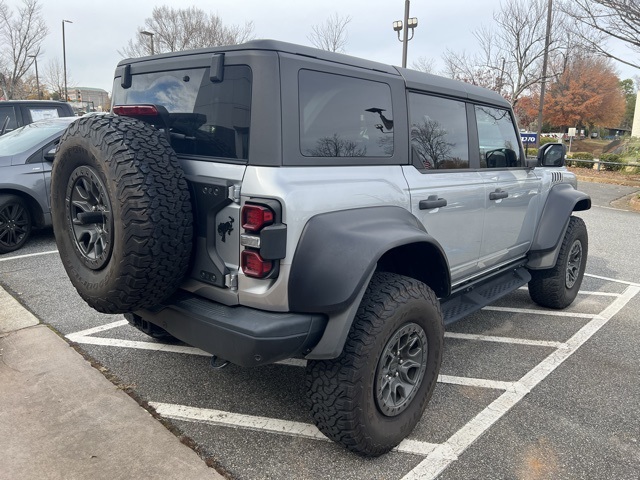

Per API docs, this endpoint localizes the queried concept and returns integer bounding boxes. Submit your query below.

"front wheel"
[529,216,588,309]
[0,194,32,254]
[306,272,444,456]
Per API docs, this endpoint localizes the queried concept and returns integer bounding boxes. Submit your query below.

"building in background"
[69,87,110,113]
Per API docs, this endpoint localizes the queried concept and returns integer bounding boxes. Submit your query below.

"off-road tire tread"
[52,114,193,313]
[306,272,443,456]
[529,216,587,309]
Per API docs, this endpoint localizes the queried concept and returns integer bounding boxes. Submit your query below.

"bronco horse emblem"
[217,216,234,242]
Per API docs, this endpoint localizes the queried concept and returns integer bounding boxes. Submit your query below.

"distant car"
[0,100,75,136]
[0,116,77,253]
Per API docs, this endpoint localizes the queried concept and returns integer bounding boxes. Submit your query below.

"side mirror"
[44,147,56,162]
[537,142,566,167]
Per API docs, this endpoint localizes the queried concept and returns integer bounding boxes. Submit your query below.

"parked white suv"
[51,40,590,456]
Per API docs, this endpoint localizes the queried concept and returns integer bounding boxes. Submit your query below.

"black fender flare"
[527,183,591,269]
[288,206,450,314]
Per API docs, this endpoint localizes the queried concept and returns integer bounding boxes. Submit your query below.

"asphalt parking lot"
[1,181,639,479]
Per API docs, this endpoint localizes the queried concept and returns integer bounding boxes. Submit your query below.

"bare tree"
[308,13,352,53]
[43,58,70,100]
[120,6,254,57]
[411,56,436,74]
[442,0,568,107]
[561,0,640,70]
[0,0,48,99]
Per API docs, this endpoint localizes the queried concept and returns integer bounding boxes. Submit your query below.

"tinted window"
[475,106,521,168]
[0,105,17,130]
[299,70,393,158]
[112,65,251,160]
[409,93,469,169]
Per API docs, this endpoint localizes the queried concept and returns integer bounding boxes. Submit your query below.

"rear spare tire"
[51,114,193,313]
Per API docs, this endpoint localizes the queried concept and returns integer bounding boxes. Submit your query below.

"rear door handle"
[489,189,508,200]
[419,195,447,210]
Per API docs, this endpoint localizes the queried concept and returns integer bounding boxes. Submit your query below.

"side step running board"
[440,267,531,325]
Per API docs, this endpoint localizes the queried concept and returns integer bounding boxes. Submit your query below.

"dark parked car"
[0,116,77,253]
[0,100,75,136]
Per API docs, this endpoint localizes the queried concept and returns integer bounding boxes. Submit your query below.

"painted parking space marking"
[482,305,597,318]
[403,284,640,480]
[150,401,440,456]
[64,279,640,480]
[444,332,567,349]
[584,272,640,287]
[0,249,58,262]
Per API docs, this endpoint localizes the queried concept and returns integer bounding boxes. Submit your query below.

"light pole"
[62,19,72,102]
[536,0,553,146]
[393,1,418,68]
[141,30,154,55]
[27,54,41,99]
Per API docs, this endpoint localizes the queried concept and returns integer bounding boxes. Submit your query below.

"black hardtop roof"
[118,39,398,75]
[118,39,511,109]
[398,67,511,108]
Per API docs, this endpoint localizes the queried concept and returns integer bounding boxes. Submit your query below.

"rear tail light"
[241,250,273,278]
[242,204,274,232]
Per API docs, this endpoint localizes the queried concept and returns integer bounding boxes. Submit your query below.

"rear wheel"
[0,194,32,254]
[529,216,588,309]
[306,272,444,456]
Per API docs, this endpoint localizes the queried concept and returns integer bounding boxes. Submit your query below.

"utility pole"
[28,54,41,99]
[536,0,553,146]
[62,19,73,101]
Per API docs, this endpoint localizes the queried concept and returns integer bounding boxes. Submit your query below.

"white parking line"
[150,401,440,456]
[482,306,597,318]
[0,250,58,262]
[445,332,567,349]
[64,280,639,479]
[517,286,621,297]
[584,273,640,287]
[402,284,640,480]
[437,375,525,393]
[66,319,129,337]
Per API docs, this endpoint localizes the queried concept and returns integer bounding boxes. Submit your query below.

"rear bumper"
[132,292,327,367]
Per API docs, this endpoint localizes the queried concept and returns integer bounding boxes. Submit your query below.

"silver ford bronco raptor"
[51,40,590,456]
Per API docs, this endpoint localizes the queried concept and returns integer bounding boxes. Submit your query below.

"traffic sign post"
[567,127,576,154]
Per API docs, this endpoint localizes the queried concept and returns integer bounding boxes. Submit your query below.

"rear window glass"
[112,65,251,160]
[299,70,393,158]
[28,108,60,122]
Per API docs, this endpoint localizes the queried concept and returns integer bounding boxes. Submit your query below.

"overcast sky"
[11,0,640,94]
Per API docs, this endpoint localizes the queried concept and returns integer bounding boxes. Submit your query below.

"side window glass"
[299,70,393,158]
[0,106,17,130]
[409,93,469,169]
[475,106,521,168]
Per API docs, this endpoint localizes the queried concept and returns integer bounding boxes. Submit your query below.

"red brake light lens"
[112,105,159,116]
[241,250,273,278]
[242,204,274,232]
